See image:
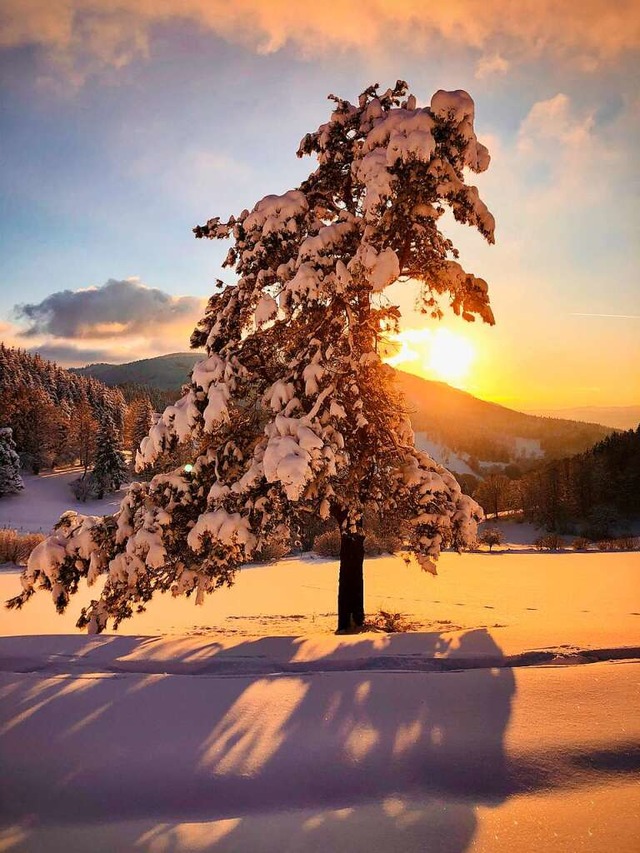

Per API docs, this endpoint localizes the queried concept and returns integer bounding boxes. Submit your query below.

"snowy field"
[0,475,639,851]
[0,469,126,534]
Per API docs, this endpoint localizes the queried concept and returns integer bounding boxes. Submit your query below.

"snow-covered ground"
[0,469,126,534]
[413,432,476,476]
[0,475,639,851]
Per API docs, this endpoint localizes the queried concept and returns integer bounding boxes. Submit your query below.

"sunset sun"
[384,328,476,387]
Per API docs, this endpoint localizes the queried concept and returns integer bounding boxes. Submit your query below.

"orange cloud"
[1,1,638,82]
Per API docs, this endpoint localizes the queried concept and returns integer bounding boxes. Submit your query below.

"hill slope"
[395,371,612,463]
[71,352,202,390]
[73,353,614,466]
[526,405,640,431]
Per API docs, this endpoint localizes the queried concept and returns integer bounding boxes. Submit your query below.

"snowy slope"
[1,627,639,849]
[0,469,125,534]
[413,432,476,475]
[1,644,638,853]
[3,551,639,652]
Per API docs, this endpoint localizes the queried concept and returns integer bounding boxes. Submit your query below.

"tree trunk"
[337,531,365,632]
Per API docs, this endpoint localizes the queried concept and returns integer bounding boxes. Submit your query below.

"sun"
[383,327,475,387]
[428,329,475,384]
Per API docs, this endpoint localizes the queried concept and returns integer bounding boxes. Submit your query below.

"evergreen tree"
[9,81,496,633]
[520,426,640,534]
[70,400,98,477]
[130,397,154,454]
[5,386,55,473]
[0,428,24,497]
[90,416,128,499]
[475,474,514,519]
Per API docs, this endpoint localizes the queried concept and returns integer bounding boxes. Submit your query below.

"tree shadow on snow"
[1,628,520,853]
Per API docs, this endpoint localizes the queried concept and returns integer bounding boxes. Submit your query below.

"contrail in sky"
[570,312,640,319]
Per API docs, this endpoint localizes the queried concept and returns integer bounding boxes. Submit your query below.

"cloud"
[1,1,638,83]
[26,342,131,366]
[14,277,203,339]
[0,320,27,350]
[517,93,595,154]
[503,92,614,213]
[475,53,509,79]
[570,313,640,320]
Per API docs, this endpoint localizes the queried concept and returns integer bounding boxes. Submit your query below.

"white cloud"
[517,94,595,154]
[475,53,509,79]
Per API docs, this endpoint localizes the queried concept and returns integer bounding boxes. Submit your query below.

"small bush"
[253,539,290,562]
[614,536,639,551]
[365,609,419,633]
[70,475,96,502]
[313,529,341,557]
[534,533,563,551]
[313,529,399,558]
[0,528,44,565]
[365,533,399,556]
[596,537,638,551]
[571,537,592,551]
[478,527,505,551]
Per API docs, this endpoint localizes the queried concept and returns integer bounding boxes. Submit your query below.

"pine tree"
[5,386,56,473]
[130,397,154,454]
[0,428,24,497]
[9,81,495,633]
[90,416,128,499]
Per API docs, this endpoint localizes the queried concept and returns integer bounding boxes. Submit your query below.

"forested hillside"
[396,371,613,462]
[0,345,126,472]
[519,427,640,535]
[72,352,201,390]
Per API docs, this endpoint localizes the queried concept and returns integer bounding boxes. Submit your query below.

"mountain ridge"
[525,405,640,431]
[72,352,614,467]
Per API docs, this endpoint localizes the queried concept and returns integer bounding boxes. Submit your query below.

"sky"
[0,1,638,411]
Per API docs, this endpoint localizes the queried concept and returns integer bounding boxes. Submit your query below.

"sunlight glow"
[384,328,475,387]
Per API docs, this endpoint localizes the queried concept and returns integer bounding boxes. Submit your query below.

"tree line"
[467,426,640,538]
[0,345,155,499]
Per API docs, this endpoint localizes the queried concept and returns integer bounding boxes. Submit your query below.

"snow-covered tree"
[8,81,495,633]
[90,415,128,499]
[0,428,24,497]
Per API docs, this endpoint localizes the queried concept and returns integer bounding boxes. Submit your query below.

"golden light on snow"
[383,328,475,387]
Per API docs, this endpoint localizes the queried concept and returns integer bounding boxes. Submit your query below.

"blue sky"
[0,2,638,408]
